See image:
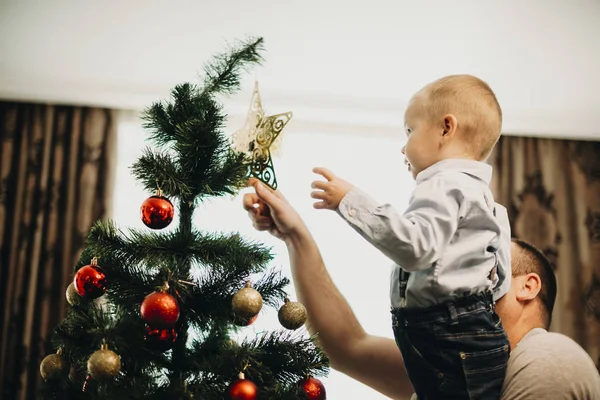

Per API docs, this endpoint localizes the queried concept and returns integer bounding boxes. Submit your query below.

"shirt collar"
[415,159,493,184]
[516,327,547,348]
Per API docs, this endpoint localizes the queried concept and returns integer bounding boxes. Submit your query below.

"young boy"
[310,74,512,400]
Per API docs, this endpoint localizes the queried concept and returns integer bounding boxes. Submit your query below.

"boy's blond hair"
[420,74,502,161]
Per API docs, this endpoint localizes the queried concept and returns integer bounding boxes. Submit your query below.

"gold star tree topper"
[231,82,292,190]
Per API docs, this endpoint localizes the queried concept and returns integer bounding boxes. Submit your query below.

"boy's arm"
[337,177,463,271]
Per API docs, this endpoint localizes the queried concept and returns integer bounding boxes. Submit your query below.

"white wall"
[115,112,414,399]
[1,0,600,140]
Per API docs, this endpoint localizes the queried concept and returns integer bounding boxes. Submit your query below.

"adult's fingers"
[249,179,285,208]
[253,220,274,231]
[247,178,287,200]
[242,193,260,212]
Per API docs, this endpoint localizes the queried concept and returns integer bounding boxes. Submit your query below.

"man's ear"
[441,114,458,137]
[515,273,542,301]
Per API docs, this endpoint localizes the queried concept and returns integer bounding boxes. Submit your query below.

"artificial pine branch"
[130,147,190,197]
[183,268,290,331]
[201,37,265,97]
[204,149,252,196]
[183,330,328,399]
[252,269,291,308]
[85,220,273,275]
[141,101,178,145]
[140,39,264,201]
[42,37,329,399]
[51,304,170,372]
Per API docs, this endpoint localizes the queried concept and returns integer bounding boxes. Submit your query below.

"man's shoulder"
[513,329,592,358]
[502,329,600,399]
[510,329,596,368]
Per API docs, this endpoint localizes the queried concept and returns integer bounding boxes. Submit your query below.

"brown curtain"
[0,102,117,400]
[490,135,600,370]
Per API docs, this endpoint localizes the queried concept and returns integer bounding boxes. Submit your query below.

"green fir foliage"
[40,37,328,400]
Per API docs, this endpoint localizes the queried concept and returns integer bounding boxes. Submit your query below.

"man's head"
[401,74,502,179]
[496,239,557,347]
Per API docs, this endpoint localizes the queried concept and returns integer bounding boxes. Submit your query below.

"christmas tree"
[39,37,329,400]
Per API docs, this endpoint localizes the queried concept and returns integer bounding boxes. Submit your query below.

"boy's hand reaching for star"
[311,167,353,210]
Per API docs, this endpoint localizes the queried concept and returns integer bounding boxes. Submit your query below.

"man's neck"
[509,320,546,349]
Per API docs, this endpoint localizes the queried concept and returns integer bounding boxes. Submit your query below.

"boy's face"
[402,96,442,179]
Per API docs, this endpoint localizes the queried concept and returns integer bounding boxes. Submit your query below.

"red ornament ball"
[233,314,258,327]
[140,291,180,328]
[144,325,178,351]
[226,374,258,400]
[73,261,106,299]
[299,376,326,400]
[140,195,174,229]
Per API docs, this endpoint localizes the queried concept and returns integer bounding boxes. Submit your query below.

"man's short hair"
[421,74,503,161]
[511,238,557,328]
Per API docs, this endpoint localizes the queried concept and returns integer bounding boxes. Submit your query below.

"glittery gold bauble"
[232,282,263,318]
[66,282,82,306]
[40,349,68,381]
[278,298,308,330]
[87,343,121,380]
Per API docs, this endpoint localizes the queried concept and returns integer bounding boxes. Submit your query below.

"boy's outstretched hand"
[311,167,353,210]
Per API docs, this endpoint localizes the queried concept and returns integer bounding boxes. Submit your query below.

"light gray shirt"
[338,159,511,308]
[500,328,600,399]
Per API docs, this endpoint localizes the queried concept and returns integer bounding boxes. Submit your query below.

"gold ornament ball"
[66,282,82,306]
[87,345,121,380]
[232,282,263,318]
[40,352,68,381]
[278,298,308,330]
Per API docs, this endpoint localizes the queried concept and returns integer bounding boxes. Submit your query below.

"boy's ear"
[442,114,458,137]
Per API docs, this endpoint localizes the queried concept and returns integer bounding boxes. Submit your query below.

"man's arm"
[285,226,414,400]
[245,180,415,400]
[337,178,463,271]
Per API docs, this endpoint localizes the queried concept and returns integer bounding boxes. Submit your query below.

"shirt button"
[348,209,356,217]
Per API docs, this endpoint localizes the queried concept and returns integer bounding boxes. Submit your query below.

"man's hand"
[311,167,353,210]
[243,178,306,241]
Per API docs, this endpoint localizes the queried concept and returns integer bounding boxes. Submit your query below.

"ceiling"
[1,0,599,139]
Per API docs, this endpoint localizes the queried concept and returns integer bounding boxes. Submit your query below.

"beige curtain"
[490,135,600,370]
[0,102,117,400]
